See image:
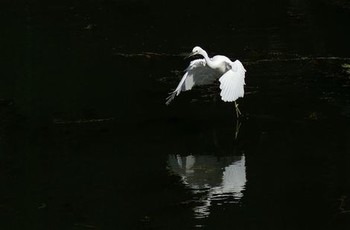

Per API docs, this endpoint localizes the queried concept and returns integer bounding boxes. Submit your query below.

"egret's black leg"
[234,101,241,118]
[234,119,242,140]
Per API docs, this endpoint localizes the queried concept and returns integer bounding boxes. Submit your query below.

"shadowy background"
[0,0,350,229]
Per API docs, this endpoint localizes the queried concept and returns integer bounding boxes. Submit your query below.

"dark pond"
[0,0,350,229]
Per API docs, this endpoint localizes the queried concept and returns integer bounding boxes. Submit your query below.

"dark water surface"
[1,1,350,229]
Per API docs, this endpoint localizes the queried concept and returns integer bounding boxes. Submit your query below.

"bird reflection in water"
[167,152,246,219]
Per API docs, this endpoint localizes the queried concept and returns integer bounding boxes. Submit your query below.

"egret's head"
[187,46,204,58]
[193,46,202,53]
[192,46,203,55]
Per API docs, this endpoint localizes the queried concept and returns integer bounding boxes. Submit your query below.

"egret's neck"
[200,50,216,69]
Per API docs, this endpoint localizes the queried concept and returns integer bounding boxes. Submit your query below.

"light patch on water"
[167,154,246,220]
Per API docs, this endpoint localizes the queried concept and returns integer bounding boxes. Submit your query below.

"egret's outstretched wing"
[219,60,246,102]
[166,59,221,105]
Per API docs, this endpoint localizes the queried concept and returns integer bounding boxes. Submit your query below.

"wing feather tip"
[165,91,177,105]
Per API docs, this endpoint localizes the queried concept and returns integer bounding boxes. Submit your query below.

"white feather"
[166,47,246,106]
[166,59,221,105]
[219,60,246,102]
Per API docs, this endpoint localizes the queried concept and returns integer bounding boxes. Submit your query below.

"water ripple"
[168,154,246,220]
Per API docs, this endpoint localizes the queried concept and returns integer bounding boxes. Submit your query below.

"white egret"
[166,46,246,117]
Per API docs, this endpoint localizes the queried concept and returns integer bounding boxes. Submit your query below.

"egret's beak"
[185,52,195,59]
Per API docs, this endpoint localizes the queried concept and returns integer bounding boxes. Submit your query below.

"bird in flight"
[166,46,246,117]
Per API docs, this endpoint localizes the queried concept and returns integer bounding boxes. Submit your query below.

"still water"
[168,154,246,220]
[0,1,350,229]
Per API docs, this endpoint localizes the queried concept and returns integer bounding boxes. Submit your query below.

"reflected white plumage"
[166,46,246,117]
